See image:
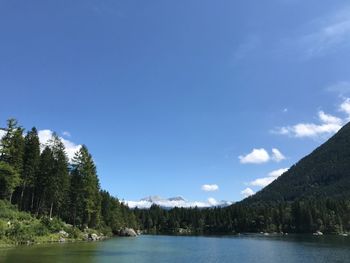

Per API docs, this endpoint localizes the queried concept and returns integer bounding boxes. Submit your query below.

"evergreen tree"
[0,161,18,201]
[20,127,40,211]
[0,119,24,203]
[36,147,55,216]
[49,133,69,219]
[71,145,101,228]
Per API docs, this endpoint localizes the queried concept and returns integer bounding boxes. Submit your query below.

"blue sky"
[1,0,350,206]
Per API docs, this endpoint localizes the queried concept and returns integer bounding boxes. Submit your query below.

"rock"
[59,230,69,238]
[119,228,137,237]
[313,231,323,236]
[59,237,66,243]
[177,228,192,234]
[91,233,99,241]
[87,233,99,241]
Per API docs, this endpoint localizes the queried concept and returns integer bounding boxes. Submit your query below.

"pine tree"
[20,127,40,211]
[0,119,24,203]
[0,161,18,200]
[71,145,101,228]
[36,146,55,216]
[49,133,69,219]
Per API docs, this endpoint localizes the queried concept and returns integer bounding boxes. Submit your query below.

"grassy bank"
[0,200,111,247]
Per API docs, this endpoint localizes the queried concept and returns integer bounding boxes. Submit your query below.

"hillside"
[244,122,350,204]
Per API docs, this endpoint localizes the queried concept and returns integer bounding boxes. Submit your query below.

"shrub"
[65,227,81,239]
[41,217,65,233]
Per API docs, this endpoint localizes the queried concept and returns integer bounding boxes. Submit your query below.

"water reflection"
[1,235,350,263]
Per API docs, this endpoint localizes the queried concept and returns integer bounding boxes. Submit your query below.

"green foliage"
[20,127,40,211]
[0,162,19,201]
[40,217,65,232]
[246,122,350,203]
[70,145,101,228]
[0,118,136,245]
[135,123,350,235]
[2,117,350,242]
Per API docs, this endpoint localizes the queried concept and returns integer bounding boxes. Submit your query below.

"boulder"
[88,233,99,241]
[119,228,137,237]
[59,230,69,238]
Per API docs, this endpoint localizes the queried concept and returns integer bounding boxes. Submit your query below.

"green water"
[1,235,350,263]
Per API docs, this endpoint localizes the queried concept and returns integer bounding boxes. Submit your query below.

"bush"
[65,227,81,239]
[41,217,65,233]
[0,220,7,236]
[6,220,35,244]
[32,221,49,236]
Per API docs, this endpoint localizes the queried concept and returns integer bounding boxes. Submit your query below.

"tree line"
[135,198,350,235]
[0,119,137,233]
[1,118,350,236]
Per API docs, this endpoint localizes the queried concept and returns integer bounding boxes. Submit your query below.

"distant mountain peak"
[126,195,232,209]
[167,196,185,201]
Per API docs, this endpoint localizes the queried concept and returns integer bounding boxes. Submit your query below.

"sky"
[1,0,350,207]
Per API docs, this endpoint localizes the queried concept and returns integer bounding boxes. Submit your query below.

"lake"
[1,234,350,263]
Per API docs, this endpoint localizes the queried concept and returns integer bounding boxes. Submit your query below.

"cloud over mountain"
[273,98,350,139]
[201,184,219,192]
[249,168,289,188]
[125,196,232,209]
[239,148,285,164]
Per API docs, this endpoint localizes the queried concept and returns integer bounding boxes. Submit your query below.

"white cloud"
[271,148,286,162]
[319,111,343,125]
[250,168,289,187]
[61,138,81,161]
[0,130,6,140]
[38,129,81,160]
[0,128,80,161]
[273,108,345,139]
[268,168,289,177]
[201,184,219,192]
[298,7,350,57]
[239,148,285,164]
[239,148,270,164]
[125,196,232,209]
[241,188,255,198]
[340,98,350,121]
[208,197,218,206]
[38,130,54,146]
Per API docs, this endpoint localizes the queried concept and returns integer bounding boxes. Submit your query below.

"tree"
[71,145,101,228]
[0,119,24,203]
[36,147,55,216]
[20,127,40,211]
[0,162,19,200]
[49,133,69,219]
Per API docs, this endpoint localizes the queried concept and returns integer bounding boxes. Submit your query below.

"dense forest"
[135,122,350,235]
[1,118,350,244]
[0,118,137,241]
[134,198,349,235]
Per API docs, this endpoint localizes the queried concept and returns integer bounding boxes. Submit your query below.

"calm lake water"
[1,234,350,263]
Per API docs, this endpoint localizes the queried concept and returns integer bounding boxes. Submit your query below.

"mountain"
[244,122,350,204]
[126,196,232,209]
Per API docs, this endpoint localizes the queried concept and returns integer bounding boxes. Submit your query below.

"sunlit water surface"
[1,234,350,263]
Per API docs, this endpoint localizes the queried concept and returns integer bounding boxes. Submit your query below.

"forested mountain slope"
[244,122,350,204]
